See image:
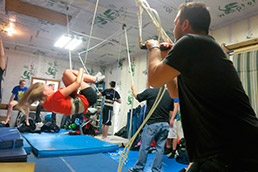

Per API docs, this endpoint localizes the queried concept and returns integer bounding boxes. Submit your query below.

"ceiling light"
[65,38,82,50]
[6,22,16,36]
[54,34,82,50]
[54,35,71,48]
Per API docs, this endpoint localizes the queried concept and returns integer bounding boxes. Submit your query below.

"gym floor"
[27,147,188,172]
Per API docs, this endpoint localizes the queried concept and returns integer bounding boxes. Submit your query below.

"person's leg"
[167,123,177,158]
[152,122,169,172]
[35,103,42,123]
[172,137,178,151]
[102,125,109,138]
[4,100,18,124]
[164,138,172,154]
[132,124,156,172]
[101,106,112,139]
[62,69,96,89]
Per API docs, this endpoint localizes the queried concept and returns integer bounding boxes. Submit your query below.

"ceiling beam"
[5,0,71,26]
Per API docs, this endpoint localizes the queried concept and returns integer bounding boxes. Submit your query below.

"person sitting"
[18,68,105,126]
[4,79,28,124]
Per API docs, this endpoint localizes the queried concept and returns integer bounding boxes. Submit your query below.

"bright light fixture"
[6,22,16,36]
[54,34,82,50]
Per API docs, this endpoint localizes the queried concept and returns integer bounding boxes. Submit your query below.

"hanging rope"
[123,24,134,85]
[122,24,135,142]
[83,0,100,65]
[78,30,122,56]
[78,54,100,93]
[65,5,73,70]
[76,68,84,94]
[118,1,174,170]
[136,0,173,49]
[117,87,166,172]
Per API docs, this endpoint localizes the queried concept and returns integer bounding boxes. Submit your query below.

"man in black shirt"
[144,2,258,172]
[129,85,173,172]
[98,81,121,140]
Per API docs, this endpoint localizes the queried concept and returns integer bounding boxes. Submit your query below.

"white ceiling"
[0,0,258,66]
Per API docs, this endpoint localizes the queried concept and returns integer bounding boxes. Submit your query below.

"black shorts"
[102,106,113,126]
[80,87,97,106]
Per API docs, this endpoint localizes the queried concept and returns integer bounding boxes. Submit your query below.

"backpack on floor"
[175,138,189,164]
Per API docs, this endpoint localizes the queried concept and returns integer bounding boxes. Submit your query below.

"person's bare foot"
[26,120,30,126]
[3,119,9,125]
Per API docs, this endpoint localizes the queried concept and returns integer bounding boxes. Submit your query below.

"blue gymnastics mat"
[106,148,189,172]
[22,132,118,157]
[0,147,27,162]
[28,153,128,172]
[23,137,32,154]
[0,128,23,149]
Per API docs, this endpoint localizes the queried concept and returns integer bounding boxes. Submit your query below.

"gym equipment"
[41,113,60,133]
[16,112,36,133]
[0,128,27,162]
[22,132,119,157]
[0,128,23,149]
[0,147,27,162]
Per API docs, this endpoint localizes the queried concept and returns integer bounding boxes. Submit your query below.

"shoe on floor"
[179,168,186,172]
[164,147,171,154]
[167,150,176,159]
[95,71,105,83]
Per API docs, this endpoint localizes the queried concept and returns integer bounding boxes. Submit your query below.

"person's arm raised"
[145,40,180,89]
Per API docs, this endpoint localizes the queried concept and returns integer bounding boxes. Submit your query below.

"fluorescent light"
[54,35,71,48]
[65,38,82,50]
[54,35,82,50]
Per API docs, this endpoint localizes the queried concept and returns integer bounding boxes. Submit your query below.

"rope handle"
[140,43,171,51]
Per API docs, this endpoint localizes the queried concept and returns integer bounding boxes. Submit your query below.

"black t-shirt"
[136,87,174,125]
[102,88,120,107]
[164,34,258,161]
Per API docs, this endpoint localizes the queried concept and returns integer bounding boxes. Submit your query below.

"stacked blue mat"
[0,127,27,162]
[23,132,119,157]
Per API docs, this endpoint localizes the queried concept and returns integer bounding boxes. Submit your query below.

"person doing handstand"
[18,68,105,126]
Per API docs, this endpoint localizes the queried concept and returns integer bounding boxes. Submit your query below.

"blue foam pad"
[0,147,27,162]
[28,153,128,172]
[23,137,32,154]
[0,128,23,149]
[23,133,118,157]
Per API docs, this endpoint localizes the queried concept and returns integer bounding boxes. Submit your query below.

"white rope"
[83,0,100,65]
[65,4,73,70]
[123,24,134,85]
[78,54,100,93]
[136,0,173,47]
[137,5,143,48]
[118,1,173,171]
[78,30,122,56]
[117,87,166,172]
[117,33,122,68]
[123,24,135,141]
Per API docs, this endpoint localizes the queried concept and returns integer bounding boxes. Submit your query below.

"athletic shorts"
[167,119,177,139]
[102,105,113,126]
[80,87,97,106]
